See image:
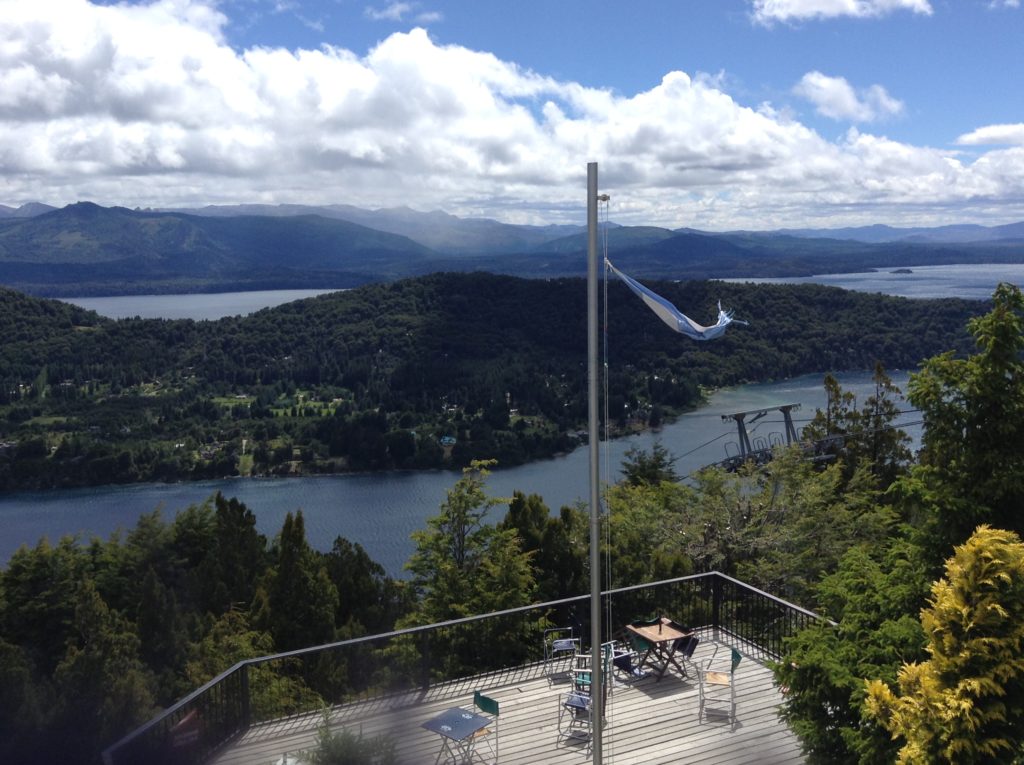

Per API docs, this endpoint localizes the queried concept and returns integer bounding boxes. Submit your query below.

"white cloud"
[988,0,1020,8]
[364,2,440,23]
[793,71,904,122]
[956,124,1024,146]
[751,0,932,24]
[364,3,412,22]
[0,0,1022,229]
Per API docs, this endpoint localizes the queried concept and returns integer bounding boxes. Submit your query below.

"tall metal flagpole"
[586,161,604,763]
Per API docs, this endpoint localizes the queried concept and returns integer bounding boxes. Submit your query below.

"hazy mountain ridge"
[0,202,57,219]
[760,221,1024,244]
[0,201,1022,296]
[0,203,435,295]
[153,202,587,255]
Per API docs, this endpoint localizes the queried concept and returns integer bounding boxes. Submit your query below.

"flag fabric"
[606,259,746,341]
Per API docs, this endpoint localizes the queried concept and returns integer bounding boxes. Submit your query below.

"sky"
[1,0,1022,230]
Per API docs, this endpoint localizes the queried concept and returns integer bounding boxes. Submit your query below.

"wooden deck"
[211,636,805,765]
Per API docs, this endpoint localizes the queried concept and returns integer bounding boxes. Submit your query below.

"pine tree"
[866,525,1024,764]
[896,283,1024,562]
[254,510,339,651]
[401,461,541,674]
[52,579,156,760]
[773,539,929,764]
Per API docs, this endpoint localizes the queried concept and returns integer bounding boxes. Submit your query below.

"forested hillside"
[3,286,1023,765]
[0,272,982,489]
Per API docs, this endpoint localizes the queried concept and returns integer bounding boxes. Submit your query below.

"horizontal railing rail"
[103,571,823,765]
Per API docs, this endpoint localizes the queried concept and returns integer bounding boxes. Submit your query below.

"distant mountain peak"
[0,201,57,219]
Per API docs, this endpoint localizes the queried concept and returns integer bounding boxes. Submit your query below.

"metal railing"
[103,571,823,765]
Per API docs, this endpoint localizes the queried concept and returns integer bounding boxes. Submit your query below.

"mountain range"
[0,201,1022,296]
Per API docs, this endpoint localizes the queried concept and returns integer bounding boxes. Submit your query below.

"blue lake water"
[64,289,341,320]
[0,370,913,577]
[59,263,1024,323]
[723,263,1024,300]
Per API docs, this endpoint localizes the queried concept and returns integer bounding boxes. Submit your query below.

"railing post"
[712,574,722,641]
[420,629,432,690]
[240,664,251,730]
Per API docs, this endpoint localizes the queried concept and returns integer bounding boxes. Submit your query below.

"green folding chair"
[472,690,500,763]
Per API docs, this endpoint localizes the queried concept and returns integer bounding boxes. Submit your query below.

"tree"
[404,460,508,622]
[499,492,588,602]
[1,536,88,673]
[620,443,680,486]
[134,565,188,696]
[895,283,1024,563]
[802,364,911,487]
[323,536,409,636]
[254,510,339,651]
[186,609,322,720]
[646,446,893,605]
[51,579,156,761]
[774,538,930,764]
[0,638,43,763]
[865,525,1024,764]
[401,460,541,674]
[603,479,692,590]
[198,493,269,614]
[734,448,896,604]
[859,362,913,485]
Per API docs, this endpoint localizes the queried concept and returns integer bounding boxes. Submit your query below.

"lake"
[722,263,1024,300]
[63,289,341,320]
[0,370,913,577]
[59,263,1023,322]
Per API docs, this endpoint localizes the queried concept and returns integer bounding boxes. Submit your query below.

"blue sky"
[1,0,1022,229]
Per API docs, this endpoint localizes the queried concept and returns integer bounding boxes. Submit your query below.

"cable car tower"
[719,403,801,470]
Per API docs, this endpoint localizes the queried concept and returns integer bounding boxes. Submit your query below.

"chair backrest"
[545,626,575,651]
[730,648,742,674]
[631,615,661,628]
[629,634,652,653]
[475,690,499,716]
[682,635,700,659]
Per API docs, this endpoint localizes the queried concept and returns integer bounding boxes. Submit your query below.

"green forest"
[0,272,982,489]
[3,277,1023,764]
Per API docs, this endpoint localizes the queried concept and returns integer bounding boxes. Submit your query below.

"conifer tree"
[200,492,269,613]
[254,510,339,651]
[773,539,929,764]
[401,461,540,674]
[499,491,587,601]
[896,283,1024,562]
[801,363,911,486]
[866,525,1024,764]
[52,579,156,760]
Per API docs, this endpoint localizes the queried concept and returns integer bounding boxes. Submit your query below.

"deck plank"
[211,638,804,765]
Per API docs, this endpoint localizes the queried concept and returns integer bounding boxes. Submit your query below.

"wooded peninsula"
[0,272,981,490]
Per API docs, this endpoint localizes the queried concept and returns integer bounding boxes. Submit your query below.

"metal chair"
[698,647,742,723]
[543,627,579,683]
[674,634,700,679]
[557,691,593,751]
[570,652,595,695]
[572,645,617,695]
[471,690,499,763]
[606,640,646,687]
